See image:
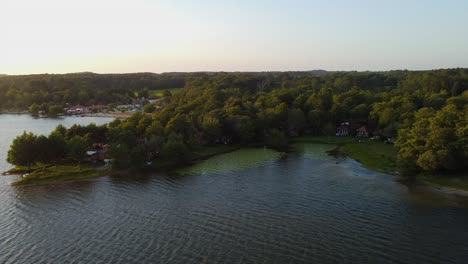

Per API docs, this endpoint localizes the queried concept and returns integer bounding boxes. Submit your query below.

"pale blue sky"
[1,0,467,74]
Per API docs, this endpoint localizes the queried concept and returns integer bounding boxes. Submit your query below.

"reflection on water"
[1,140,468,263]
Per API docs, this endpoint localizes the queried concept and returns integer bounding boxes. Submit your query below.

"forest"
[0,72,187,112]
[6,69,468,176]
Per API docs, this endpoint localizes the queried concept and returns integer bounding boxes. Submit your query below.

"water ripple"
[1,147,468,263]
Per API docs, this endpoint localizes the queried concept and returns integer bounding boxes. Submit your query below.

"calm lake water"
[1,115,468,263]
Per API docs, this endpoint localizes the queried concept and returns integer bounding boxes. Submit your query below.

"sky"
[1,0,468,74]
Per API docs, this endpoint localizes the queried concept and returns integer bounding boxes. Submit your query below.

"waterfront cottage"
[336,122,350,136]
[356,126,369,138]
[67,105,89,115]
[87,144,109,162]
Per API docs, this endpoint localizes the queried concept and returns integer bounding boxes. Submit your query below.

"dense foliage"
[7,124,107,169]
[6,69,468,175]
[0,72,187,111]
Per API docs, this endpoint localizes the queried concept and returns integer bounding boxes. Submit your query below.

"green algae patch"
[176,148,282,175]
[292,136,398,174]
[293,143,336,160]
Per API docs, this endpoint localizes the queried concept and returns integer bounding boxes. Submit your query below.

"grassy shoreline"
[292,136,398,174]
[9,136,468,192]
[292,136,468,192]
[12,165,110,186]
[419,173,468,192]
[10,145,241,186]
[0,136,410,186]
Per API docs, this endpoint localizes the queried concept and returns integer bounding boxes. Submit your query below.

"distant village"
[65,98,161,116]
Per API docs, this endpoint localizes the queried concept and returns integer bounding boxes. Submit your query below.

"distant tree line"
[6,69,468,175]
[0,72,187,111]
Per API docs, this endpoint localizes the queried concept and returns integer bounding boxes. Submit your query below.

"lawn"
[149,88,182,97]
[344,141,398,174]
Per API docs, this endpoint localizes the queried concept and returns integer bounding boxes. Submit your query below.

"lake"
[1,115,468,263]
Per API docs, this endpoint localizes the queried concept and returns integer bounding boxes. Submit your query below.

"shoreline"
[6,137,468,197]
[8,145,241,186]
[0,110,29,115]
[79,112,132,119]
[292,136,468,195]
[425,184,468,197]
[291,135,398,174]
[10,165,111,186]
[1,111,131,119]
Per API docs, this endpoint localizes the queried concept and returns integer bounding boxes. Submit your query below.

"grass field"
[344,141,398,174]
[149,88,182,97]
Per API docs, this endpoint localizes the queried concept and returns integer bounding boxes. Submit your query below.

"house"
[336,122,350,136]
[67,105,89,115]
[356,126,369,138]
[87,144,109,162]
[89,104,107,113]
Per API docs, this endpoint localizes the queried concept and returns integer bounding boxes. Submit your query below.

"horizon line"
[2,67,468,76]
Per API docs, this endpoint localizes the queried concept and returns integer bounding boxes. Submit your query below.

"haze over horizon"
[2,0,468,75]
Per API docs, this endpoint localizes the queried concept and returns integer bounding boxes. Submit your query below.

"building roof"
[356,126,367,132]
[68,105,86,110]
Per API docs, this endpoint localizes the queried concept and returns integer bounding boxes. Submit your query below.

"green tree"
[265,129,288,150]
[29,103,40,116]
[66,136,89,167]
[129,144,147,169]
[287,108,306,135]
[162,90,172,97]
[396,95,467,173]
[229,115,255,143]
[144,103,156,113]
[109,143,131,169]
[47,131,67,163]
[35,135,52,164]
[161,133,189,163]
[201,115,221,142]
[48,105,64,116]
[7,132,38,170]
[145,120,164,138]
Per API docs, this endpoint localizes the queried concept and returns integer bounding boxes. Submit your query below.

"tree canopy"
[6,69,468,175]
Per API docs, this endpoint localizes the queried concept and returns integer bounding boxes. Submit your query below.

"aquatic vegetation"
[294,143,336,160]
[176,148,281,175]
